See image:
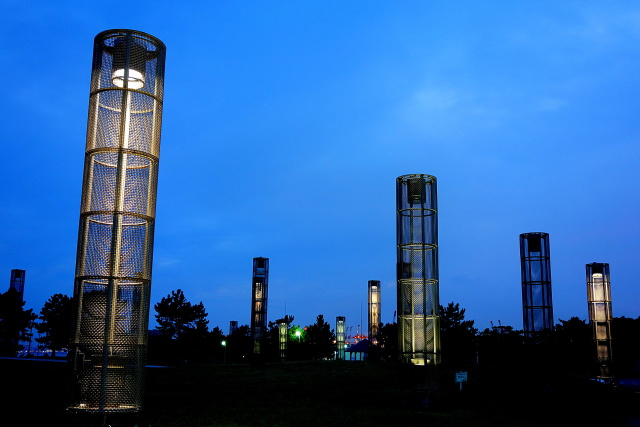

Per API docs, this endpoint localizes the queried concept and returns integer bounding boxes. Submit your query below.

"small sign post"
[455,371,468,392]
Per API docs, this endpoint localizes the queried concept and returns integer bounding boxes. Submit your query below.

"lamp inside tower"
[110,39,148,89]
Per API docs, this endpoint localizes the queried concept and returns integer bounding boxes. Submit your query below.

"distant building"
[251,257,269,354]
[519,232,554,339]
[9,269,25,302]
[345,339,369,361]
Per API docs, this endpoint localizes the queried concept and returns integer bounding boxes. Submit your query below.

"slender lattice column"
[586,262,613,378]
[9,269,26,301]
[336,316,346,360]
[278,321,288,361]
[519,232,554,339]
[251,257,269,354]
[396,174,440,365]
[368,280,381,344]
[68,29,166,414]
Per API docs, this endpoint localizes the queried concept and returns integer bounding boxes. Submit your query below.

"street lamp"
[295,330,301,344]
[221,340,227,364]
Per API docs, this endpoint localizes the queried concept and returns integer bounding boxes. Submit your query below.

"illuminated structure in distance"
[251,257,269,355]
[368,280,381,344]
[278,321,287,361]
[336,316,346,360]
[68,29,166,415]
[519,232,554,339]
[586,262,613,378]
[9,269,26,301]
[396,174,440,365]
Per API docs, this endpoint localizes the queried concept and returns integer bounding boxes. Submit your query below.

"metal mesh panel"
[368,280,381,344]
[396,174,440,365]
[251,257,269,354]
[519,233,554,338]
[586,263,613,378]
[336,317,346,360]
[69,29,165,414]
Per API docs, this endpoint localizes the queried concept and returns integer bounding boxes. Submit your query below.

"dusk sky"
[2,1,639,336]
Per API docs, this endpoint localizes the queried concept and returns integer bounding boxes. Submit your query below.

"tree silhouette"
[0,289,36,356]
[35,293,73,357]
[305,314,335,360]
[440,302,477,367]
[154,289,209,339]
[150,289,210,364]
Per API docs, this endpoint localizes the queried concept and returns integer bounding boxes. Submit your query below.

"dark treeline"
[1,288,639,379]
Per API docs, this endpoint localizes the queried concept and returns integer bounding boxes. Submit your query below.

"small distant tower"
[336,316,346,360]
[9,269,26,302]
[586,262,613,378]
[519,232,554,339]
[251,257,269,354]
[368,280,381,344]
[396,174,440,365]
[229,320,238,336]
[278,321,288,361]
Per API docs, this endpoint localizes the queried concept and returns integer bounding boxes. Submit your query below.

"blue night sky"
[1,1,639,335]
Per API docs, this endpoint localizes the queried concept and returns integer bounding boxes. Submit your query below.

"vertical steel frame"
[68,29,166,414]
[336,316,346,360]
[586,263,613,378]
[278,321,288,361]
[251,257,269,354]
[9,269,26,301]
[519,232,554,338]
[368,280,381,344]
[396,174,440,365]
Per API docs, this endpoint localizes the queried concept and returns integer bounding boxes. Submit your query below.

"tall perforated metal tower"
[396,174,440,365]
[9,269,26,301]
[519,232,554,338]
[251,257,269,354]
[336,316,346,360]
[368,280,381,344]
[278,321,288,361]
[586,262,613,378]
[68,29,166,415]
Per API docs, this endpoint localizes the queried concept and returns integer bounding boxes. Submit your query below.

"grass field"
[2,358,639,426]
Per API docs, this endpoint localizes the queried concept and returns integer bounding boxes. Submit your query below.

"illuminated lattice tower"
[251,257,269,354]
[9,269,26,301]
[278,321,287,361]
[336,316,346,360]
[586,262,613,378]
[68,30,166,415]
[519,232,554,339]
[368,280,381,344]
[396,174,440,365]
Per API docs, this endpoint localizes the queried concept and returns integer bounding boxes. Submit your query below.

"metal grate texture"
[396,174,440,365]
[368,280,381,344]
[519,233,554,338]
[251,257,269,354]
[69,29,166,414]
[586,263,613,377]
[336,317,346,360]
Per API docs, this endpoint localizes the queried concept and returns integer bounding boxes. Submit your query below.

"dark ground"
[2,358,639,427]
